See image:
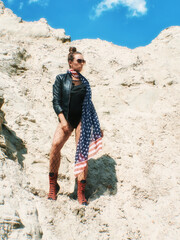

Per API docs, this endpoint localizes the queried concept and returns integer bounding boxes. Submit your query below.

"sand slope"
[0,1,180,239]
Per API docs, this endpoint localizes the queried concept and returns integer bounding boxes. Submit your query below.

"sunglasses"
[77,59,86,64]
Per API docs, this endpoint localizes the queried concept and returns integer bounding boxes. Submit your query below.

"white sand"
[0,1,180,239]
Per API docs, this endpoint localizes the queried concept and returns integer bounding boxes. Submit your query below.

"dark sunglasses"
[77,59,86,64]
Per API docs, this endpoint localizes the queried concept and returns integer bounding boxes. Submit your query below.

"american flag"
[73,72,103,177]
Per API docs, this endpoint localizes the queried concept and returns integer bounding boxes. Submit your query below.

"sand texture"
[0,1,180,239]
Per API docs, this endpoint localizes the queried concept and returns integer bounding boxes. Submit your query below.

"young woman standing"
[48,47,103,205]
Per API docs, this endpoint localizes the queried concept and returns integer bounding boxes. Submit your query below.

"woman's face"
[69,53,85,72]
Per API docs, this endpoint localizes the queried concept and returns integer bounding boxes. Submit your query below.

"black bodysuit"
[68,83,86,128]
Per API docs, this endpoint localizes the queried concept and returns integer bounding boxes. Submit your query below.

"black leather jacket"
[52,72,73,120]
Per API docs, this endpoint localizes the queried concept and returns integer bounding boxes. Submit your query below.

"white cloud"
[91,0,147,19]
[7,0,15,3]
[28,0,49,7]
[29,0,39,3]
[19,2,24,10]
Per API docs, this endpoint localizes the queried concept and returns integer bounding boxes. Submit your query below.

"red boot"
[77,180,88,205]
[48,172,60,200]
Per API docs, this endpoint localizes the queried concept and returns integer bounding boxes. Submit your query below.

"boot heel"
[77,180,88,205]
[48,173,60,200]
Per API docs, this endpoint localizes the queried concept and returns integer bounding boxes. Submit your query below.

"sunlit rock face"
[0,0,70,42]
[0,1,180,239]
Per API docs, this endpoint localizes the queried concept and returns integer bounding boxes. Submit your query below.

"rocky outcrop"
[0,1,70,42]
[0,91,4,131]
[0,1,180,239]
[0,46,30,76]
[0,93,43,240]
[0,0,5,14]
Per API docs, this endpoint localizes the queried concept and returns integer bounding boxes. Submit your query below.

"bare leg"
[49,122,73,174]
[75,122,88,181]
[48,122,73,200]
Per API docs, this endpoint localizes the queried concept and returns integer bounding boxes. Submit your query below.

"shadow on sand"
[1,124,27,167]
[70,154,118,201]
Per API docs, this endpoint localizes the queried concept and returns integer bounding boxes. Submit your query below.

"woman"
[48,47,103,205]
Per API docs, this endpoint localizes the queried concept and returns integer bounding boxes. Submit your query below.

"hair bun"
[69,47,77,54]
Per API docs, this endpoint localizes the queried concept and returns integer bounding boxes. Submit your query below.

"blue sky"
[3,0,180,48]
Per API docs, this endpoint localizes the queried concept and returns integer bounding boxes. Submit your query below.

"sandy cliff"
[0,1,180,239]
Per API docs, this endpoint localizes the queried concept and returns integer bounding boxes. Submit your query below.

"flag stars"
[74,74,102,176]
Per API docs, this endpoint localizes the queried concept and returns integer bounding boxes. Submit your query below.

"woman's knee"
[51,139,62,152]
[51,131,71,151]
[51,135,64,151]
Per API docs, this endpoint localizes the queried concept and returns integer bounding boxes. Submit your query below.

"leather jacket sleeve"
[52,74,64,116]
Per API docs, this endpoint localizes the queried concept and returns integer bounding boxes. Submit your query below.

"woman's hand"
[58,113,71,133]
[101,129,104,137]
[61,119,70,133]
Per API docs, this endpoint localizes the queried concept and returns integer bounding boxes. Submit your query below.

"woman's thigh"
[52,122,73,150]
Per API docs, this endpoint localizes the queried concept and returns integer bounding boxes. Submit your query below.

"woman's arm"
[52,75,64,116]
[53,75,72,132]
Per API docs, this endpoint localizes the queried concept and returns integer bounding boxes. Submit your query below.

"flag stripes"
[69,70,102,177]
